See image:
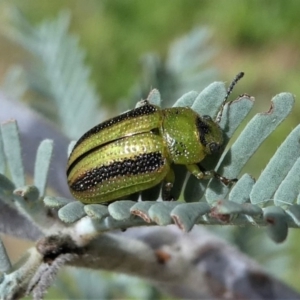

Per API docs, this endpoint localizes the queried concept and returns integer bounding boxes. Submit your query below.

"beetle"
[67,72,244,204]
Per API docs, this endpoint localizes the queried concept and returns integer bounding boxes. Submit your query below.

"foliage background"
[1,0,300,298]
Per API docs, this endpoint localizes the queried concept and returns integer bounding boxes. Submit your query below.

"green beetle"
[67,72,244,204]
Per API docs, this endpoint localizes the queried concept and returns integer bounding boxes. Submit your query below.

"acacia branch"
[1,226,299,300]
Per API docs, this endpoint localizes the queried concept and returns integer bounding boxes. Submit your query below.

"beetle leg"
[186,164,213,180]
[162,168,175,200]
[214,172,238,185]
[186,164,237,186]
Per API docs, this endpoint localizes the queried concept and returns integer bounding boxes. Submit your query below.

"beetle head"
[197,72,244,155]
[196,115,223,155]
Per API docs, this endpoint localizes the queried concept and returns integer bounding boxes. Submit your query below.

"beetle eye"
[209,142,220,153]
[202,115,212,121]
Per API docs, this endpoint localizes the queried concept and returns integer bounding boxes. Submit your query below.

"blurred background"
[1,0,300,298]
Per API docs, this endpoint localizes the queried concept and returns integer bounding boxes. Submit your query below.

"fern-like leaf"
[8,9,105,139]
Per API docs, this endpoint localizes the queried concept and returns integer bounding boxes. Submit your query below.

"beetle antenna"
[215,71,244,123]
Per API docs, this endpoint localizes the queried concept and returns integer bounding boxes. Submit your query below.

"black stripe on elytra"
[196,116,210,146]
[67,137,122,177]
[70,152,165,192]
[73,104,158,151]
